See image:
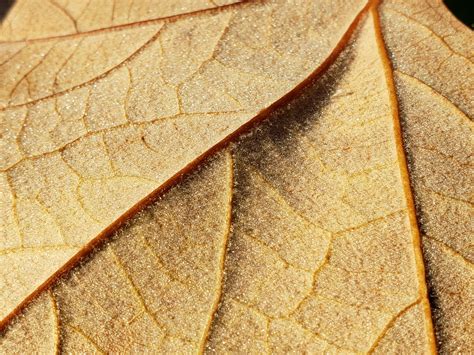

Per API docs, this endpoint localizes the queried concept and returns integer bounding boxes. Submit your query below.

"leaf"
[0,0,368,321]
[0,0,472,353]
[379,1,474,352]
[0,17,436,344]
[0,0,243,41]
[0,8,433,353]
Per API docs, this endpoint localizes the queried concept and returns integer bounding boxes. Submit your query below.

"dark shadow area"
[235,44,353,169]
[0,0,14,22]
[444,0,474,28]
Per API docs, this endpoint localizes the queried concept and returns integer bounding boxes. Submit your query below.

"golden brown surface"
[2,151,234,353]
[0,0,242,41]
[0,0,367,320]
[379,0,474,352]
[206,13,434,353]
[393,63,473,354]
[0,292,60,353]
[0,0,472,353]
[0,13,437,353]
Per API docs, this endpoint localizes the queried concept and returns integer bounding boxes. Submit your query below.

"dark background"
[0,0,13,22]
[445,0,474,28]
[0,0,473,28]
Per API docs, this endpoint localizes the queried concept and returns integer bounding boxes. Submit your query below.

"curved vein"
[0,0,372,332]
[0,0,250,45]
[372,2,437,351]
[0,28,162,111]
[396,70,473,121]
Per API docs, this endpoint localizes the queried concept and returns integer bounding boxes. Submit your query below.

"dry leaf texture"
[1,13,437,353]
[0,0,241,41]
[0,0,472,353]
[0,0,367,320]
[379,0,474,352]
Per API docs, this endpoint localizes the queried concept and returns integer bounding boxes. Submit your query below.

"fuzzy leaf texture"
[0,0,472,354]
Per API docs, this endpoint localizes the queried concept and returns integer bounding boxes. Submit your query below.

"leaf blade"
[1,11,437,353]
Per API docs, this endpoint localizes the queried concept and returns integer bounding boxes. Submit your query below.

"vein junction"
[0,9,435,353]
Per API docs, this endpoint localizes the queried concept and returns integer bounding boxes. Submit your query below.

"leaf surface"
[0,0,242,41]
[1,11,436,353]
[0,0,367,321]
[379,0,474,351]
[0,0,473,353]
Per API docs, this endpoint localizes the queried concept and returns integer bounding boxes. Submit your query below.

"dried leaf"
[0,0,366,320]
[380,1,474,352]
[0,0,242,41]
[0,0,472,353]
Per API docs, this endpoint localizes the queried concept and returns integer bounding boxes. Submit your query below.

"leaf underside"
[0,0,472,354]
